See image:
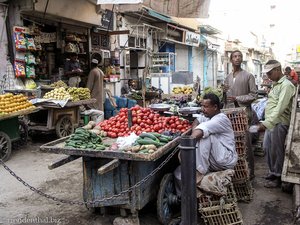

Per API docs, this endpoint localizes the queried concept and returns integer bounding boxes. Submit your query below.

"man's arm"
[191,128,204,141]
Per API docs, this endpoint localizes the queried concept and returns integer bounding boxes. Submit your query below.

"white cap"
[91,59,99,64]
[262,62,281,73]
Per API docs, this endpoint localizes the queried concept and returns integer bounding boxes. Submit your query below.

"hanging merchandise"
[25,34,36,51]
[26,65,36,78]
[14,32,27,51]
[15,51,26,62]
[13,26,38,79]
[14,61,26,77]
[25,52,36,65]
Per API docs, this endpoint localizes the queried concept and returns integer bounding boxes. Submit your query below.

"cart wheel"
[0,131,12,162]
[18,120,28,145]
[157,173,180,225]
[56,116,74,138]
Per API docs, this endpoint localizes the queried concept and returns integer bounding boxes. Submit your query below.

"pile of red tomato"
[98,105,191,138]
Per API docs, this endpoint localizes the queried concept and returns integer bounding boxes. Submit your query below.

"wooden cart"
[0,107,39,161]
[28,99,96,138]
[40,134,184,222]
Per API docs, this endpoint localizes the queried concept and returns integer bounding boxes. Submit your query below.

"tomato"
[145,119,151,125]
[177,124,183,129]
[137,118,142,124]
[132,117,137,123]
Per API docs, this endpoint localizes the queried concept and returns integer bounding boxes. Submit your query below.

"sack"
[198,169,235,196]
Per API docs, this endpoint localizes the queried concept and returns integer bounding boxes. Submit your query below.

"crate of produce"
[199,202,243,225]
[233,180,254,203]
[235,135,247,157]
[232,158,250,183]
[222,107,248,136]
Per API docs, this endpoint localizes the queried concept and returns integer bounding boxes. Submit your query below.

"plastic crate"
[116,97,128,108]
[199,203,244,225]
[127,99,137,108]
[222,107,248,136]
[232,158,250,183]
[235,136,247,158]
[198,183,237,209]
[233,181,254,203]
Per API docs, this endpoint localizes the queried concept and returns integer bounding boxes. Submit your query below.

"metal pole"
[179,136,197,225]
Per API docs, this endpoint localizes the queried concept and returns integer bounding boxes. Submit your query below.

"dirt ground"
[0,136,296,225]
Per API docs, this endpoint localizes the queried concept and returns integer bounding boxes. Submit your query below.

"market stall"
[39,105,192,221]
[0,93,39,161]
[28,98,96,138]
[40,131,187,221]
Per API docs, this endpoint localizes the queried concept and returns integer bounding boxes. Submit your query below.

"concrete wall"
[0,4,8,80]
[192,46,203,85]
[175,44,188,71]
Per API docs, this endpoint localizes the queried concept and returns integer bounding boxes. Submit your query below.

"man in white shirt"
[174,93,238,190]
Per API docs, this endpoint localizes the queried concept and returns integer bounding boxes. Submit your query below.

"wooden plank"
[37,99,96,109]
[48,155,81,170]
[282,86,300,183]
[97,159,120,175]
[0,107,40,121]
[108,30,130,35]
[40,129,191,161]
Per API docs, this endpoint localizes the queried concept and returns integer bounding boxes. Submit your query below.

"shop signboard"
[100,10,114,30]
[296,44,300,53]
[184,31,200,47]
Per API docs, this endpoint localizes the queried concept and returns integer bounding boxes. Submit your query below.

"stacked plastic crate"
[222,107,254,202]
[198,183,244,225]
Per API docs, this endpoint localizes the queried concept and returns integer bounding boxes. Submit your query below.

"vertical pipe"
[203,47,207,88]
[128,109,132,128]
[180,136,197,225]
[188,46,193,73]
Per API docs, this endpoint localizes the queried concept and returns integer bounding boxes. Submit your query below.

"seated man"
[174,93,238,194]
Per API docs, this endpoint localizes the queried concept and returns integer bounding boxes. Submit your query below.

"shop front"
[5,0,119,95]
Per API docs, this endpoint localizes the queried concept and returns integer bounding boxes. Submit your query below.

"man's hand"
[227,96,236,101]
[191,129,204,141]
[223,84,230,92]
[257,123,266,132]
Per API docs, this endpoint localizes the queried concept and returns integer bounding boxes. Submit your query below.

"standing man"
[64,52,83,87]
[86,58,105,111]
[258,60,295,188]
[224,50,257,179]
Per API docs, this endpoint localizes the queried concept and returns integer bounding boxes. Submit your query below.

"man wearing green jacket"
[258,60,296,188]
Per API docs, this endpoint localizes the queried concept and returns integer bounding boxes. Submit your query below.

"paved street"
[0,136,295,225]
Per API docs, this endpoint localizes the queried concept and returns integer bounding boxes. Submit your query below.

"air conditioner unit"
[100,49,110,65]
[91,50,111,66]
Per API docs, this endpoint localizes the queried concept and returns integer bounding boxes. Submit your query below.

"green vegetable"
[137,138,165,147]
[139,133,160,142]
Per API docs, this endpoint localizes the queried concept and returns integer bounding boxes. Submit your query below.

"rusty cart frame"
[28,99,96,138]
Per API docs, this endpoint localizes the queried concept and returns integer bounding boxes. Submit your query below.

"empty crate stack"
[198,183,244,225]
[222,107,254,202]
